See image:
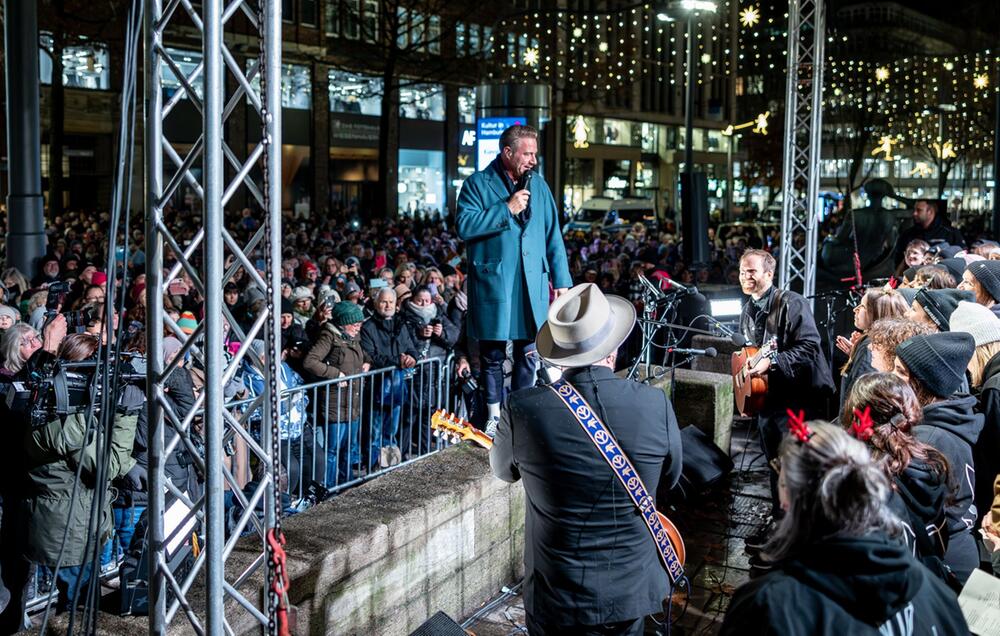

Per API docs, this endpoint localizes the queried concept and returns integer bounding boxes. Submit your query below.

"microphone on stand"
[667,346,718,358]
[638,273,665,298]
[701,314,747,347]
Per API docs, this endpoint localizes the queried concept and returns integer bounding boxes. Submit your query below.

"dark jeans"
[55,563,94,612]
[101,505,146,567]
[526,614,644,636]
[479,339,537,405]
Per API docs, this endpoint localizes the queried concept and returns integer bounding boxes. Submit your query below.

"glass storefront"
[399,83,445,120]
[329,69,382,115]
[39,34,110,90]
[458,87,476,124]
[398,149,445,217]
[248,62,312,110]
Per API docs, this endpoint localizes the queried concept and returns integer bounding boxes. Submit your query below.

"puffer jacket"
[303,323,369,423]
[23,386,142,566]
[400,302,460,362]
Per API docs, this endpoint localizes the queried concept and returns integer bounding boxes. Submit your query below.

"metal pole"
[203,0,225,631]
[143,0,167,631]
[3,0,47,277]
[684,12,694,182]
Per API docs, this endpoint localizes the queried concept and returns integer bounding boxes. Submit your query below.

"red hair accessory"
[786,409,813,443]
[851,406,875,442]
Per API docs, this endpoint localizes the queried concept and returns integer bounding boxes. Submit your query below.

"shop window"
[282,0,294,23]
[396,8,410,47]
[39,34,110,90]
[469,25,481,56]
[301,0,317,26]
[456,22,467,55]
[458,87,475,124]
[344,0,360,39]
[248,62,312,110]
[602,119,633,146]
[399,83,444,120]
[362,0,378,42]
[398,149,445,217]
[329,69,382,115]
[428,15,441,54]
[159,47,204,100]
[324,0,339,35]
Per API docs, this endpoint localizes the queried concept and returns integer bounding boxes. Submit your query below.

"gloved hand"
[125,463,148,492]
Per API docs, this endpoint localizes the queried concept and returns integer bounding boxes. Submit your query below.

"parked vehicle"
[563,196,659,236]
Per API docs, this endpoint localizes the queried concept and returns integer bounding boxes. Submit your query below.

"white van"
[563,196,658,236]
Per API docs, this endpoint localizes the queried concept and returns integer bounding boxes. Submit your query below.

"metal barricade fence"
[248,353,457,504]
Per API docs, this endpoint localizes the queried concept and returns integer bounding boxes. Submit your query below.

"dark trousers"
[526,614,644,636]
[479,339,537,405]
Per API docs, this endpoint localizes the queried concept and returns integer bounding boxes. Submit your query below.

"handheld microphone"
[518,170,533,191]
[667,346,718,358]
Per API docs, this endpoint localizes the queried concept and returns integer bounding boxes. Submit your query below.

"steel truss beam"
[779,0,825,305]
[145,0,282,632]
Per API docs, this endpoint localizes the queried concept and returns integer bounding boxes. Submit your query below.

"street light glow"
[677,0,718,12]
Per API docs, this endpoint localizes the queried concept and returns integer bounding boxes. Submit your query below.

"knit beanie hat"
[280,297,293,315]
[938,245,963,259]
[178,311,198,335]
[914,288,974,331]
[896,332,975,398]
[937,258,967,284]
[950,301,1000,347]
[330,301,364,327]
[896,287,918,306]
[968,260,1000,302]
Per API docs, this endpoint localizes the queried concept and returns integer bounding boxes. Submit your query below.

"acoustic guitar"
[429,410,687,569]
[732,338,778,417]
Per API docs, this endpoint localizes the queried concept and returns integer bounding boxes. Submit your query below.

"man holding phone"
[456,124,571,436]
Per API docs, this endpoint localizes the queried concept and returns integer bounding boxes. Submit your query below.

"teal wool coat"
[456,162,572,341]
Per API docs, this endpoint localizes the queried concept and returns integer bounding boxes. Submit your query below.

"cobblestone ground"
[463,418,771,636]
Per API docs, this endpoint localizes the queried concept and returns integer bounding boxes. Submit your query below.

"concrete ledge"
[101,444,523,635]
[623,366,734,454]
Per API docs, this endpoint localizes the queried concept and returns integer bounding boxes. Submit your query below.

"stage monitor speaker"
[669,425,733,501]
[409,611,468,636]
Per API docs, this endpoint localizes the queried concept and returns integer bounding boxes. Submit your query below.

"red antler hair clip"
[851,406,875,442]
[786,409,813,443]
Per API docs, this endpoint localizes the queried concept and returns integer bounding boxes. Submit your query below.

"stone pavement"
[462,417,772,636]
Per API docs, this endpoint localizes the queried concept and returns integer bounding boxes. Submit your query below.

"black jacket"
[839,336,875,411]
[973,351,1000,520]
[893,216,965,265]
[490,366,683,627]
[721,534,969,635]
[914,394,983,584]
[739,287,835,414]
[400,303,460,362]
[887,459,949,560]
[360,313,418,370]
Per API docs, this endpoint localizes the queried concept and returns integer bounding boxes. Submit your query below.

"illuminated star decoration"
[875,66,890,83]
[909,161,933,178]
[974,73,989,90]
[723,111,770,136]
[739,5,760,28]
[933,140,957,160]
[871,135,896,159]
[522,48,539,67]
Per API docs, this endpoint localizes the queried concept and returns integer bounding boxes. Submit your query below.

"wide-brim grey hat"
[536,283,636,368]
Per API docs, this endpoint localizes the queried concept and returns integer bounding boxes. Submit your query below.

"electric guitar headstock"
[431,410,493,450]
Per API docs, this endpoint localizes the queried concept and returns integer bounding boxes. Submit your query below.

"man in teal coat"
[456,124,572,435]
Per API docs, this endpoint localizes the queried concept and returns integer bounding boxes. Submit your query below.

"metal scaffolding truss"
[144,0,282,633]
[779,0,825,304]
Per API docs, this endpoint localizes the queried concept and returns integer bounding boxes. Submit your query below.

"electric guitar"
[429,410,687,569]
[732,337,778,417]
[431,410,493,450]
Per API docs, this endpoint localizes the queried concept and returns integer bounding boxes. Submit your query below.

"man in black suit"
[490,283,683,636]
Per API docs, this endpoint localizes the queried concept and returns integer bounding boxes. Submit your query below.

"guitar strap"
[547,378,686,586]
[764,288,785,345]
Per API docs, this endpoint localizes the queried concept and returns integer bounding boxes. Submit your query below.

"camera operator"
[0,316,67,380]
[22,333,143,610]
[401,286,459,363]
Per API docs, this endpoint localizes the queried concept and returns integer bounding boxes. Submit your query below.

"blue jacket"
[456,159,571,341]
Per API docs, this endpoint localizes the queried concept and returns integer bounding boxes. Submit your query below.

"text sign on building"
[476,117,524,171]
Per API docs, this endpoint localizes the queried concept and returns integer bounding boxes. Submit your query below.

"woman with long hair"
[722,422,967,635]
[836,288,909,409]
[842,373,951,563]
[893,331,982,584]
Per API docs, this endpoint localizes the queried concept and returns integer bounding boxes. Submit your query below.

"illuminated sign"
[476,117,525,171]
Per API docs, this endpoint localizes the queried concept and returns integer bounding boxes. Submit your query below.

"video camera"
[45,281,102,329]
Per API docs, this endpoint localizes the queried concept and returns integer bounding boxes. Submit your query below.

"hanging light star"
[523,48,539,67]
[875,67,890,82]
[871,135,896,158]
[974,73,989,90]
[739,5,760,28]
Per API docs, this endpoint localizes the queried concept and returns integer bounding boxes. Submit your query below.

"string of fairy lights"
[480,1,997,168]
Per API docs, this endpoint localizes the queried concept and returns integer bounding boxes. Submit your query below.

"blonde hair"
[969,341,1000,388]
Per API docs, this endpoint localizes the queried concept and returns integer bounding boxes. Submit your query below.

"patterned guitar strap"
[547,378,687,588]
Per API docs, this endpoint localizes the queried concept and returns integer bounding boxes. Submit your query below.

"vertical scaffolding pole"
[779,0,825,305]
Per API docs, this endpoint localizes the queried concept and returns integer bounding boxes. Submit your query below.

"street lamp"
[657,0,717,267]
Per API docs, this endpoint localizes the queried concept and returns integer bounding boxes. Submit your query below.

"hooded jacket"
[915,394,984,584]
[721,534,969,635]
[974,350,1000,521]
[887,459,949,559]
[839,336,875,411]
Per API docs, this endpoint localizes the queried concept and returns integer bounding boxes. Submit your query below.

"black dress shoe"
[743,518,776,553]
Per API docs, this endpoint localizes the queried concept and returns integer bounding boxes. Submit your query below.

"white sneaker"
[485,416,499,439]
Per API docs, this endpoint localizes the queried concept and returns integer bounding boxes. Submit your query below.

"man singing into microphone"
[457,124,571,436]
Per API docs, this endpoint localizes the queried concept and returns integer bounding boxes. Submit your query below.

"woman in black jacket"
[836,288,909,410]
[842,373,951,563]
[894,331,983,584]
[722,423,968,635]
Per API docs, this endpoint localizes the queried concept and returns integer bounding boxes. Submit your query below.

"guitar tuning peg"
[451,434,460,444]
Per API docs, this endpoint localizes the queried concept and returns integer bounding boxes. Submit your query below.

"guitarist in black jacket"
[490,283,683,635]
[737,249,834,563]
